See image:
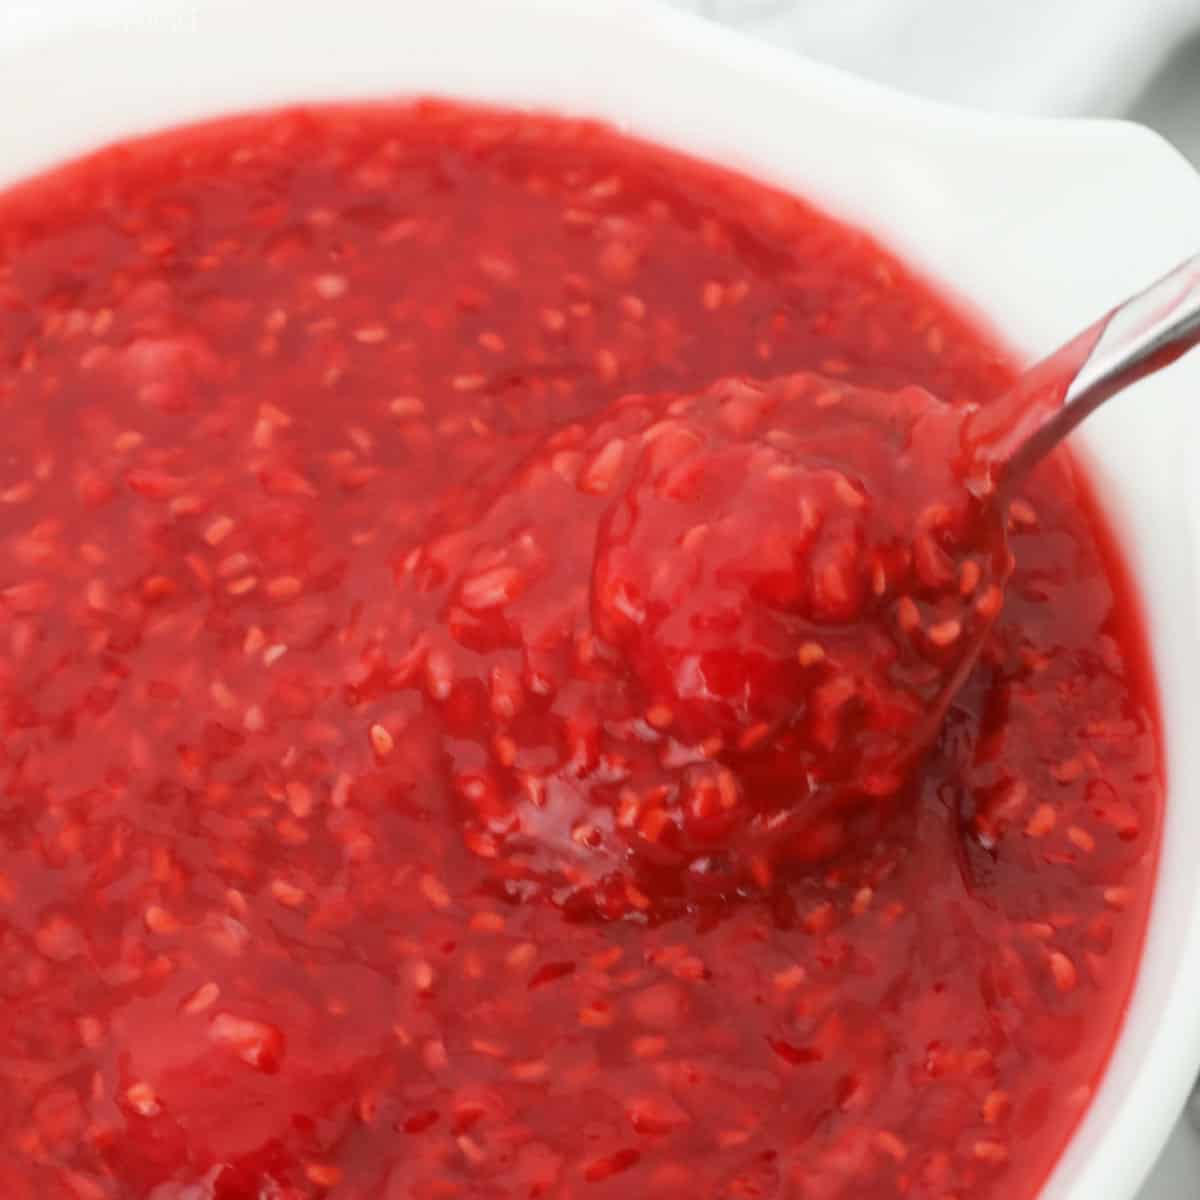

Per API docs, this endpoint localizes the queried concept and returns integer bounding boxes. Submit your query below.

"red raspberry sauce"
[415,371,1011,920]
[0,102,1162,1200]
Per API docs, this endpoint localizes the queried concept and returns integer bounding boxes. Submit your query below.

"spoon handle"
[965,252,1200,486]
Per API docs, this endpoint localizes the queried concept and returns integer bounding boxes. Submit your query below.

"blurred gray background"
[666,0,1200,168]
[1132,34,1200,165]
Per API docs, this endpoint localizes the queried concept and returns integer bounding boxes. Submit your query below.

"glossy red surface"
[420,370,1011,920]
[0,103,1162,1200]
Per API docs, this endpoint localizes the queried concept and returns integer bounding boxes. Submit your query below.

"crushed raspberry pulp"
[0,103,1162,1200]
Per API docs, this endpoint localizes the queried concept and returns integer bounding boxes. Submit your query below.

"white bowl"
[2,2,1200,1196]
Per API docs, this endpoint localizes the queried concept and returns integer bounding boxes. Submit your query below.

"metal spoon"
[966,251,1200,488]
[470,253,1200,918]
[916,252,1200,766]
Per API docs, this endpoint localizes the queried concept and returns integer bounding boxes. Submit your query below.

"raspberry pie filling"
[0,103,1162,1200]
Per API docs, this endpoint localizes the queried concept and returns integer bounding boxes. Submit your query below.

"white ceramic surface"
[1,2,1200,1196]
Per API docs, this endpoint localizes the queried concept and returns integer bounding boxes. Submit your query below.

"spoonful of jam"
[396,252,1200,920]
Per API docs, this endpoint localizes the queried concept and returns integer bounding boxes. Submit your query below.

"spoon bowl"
[458,252,1200,918]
